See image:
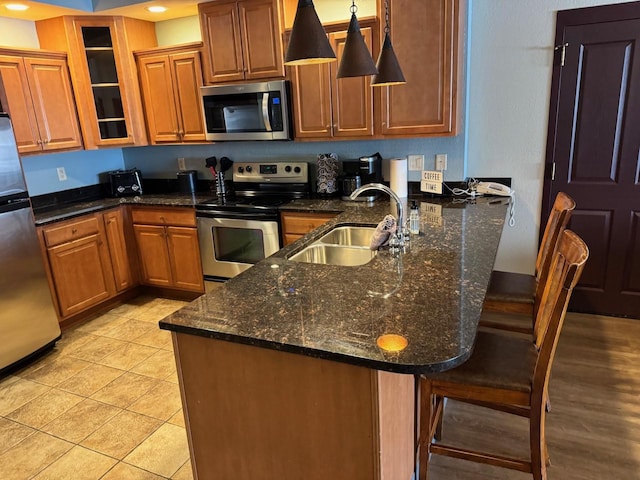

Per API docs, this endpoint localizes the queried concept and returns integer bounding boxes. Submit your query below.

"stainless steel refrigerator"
[0,113,60,373]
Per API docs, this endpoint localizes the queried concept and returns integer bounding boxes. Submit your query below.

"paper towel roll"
[390,158,408,198]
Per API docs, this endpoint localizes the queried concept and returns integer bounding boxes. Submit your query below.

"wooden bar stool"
[480,192,576,334]
[419,230,589,480]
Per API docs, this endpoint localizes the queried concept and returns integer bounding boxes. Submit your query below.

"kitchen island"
[160,197,510,480]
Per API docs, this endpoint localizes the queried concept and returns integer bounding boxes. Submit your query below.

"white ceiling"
[0,0,199,21]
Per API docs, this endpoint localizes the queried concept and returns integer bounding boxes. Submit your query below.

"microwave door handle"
[262,93,272,132]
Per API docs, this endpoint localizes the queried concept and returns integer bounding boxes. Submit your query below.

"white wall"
[0,17,39,48]
[467,0,638,274]
[155,16,201,46]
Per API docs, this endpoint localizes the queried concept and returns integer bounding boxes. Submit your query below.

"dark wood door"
[543,2,640,317]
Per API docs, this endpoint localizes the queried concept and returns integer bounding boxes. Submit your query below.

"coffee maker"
[340,153,383,201]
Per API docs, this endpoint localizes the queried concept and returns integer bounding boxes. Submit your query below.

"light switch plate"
[178,158,186,170]
[408,154,424,171]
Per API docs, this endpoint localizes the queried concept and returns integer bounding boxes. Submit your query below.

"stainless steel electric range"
[196,161,309,281]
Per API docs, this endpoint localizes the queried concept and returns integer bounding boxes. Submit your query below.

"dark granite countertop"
[160,196,511,375]
[33,194,212,226]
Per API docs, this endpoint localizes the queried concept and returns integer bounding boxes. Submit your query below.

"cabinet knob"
[71,228,78,234]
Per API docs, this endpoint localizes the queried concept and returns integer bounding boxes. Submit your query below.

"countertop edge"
[159,320,474,375]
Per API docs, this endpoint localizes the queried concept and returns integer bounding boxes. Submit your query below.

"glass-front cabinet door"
[81,26,128,141]
[35,16,156,149]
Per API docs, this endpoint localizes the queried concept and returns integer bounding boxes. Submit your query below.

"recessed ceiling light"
[146,6,167,13]
[5,3,29,11]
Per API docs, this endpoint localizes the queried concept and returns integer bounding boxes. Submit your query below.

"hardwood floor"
[427,312,640,479]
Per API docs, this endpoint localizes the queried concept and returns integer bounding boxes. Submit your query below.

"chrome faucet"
[350,183,407,250]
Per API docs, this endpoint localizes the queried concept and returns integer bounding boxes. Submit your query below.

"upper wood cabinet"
[199,0,285,84]
[36,16,157,149]
[0,48,82,154]
[378,0,462,137]
[288,19,377,140]
[135,43,206,144]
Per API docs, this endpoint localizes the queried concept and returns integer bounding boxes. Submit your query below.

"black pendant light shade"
[371,32,406,86]
[285,0,336,65]
[336,13,378,78]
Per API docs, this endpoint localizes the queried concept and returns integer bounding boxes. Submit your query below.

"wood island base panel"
[173,333,415,480]
[160,197,510,479]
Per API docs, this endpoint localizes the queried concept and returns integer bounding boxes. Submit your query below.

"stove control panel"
[233,162,308,183]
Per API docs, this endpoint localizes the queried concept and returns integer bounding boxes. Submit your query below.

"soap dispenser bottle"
[409,201,420,235]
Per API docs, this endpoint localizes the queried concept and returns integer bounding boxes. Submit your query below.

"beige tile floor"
[0,296,193,480]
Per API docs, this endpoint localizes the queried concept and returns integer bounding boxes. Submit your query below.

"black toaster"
[108,169,143,197]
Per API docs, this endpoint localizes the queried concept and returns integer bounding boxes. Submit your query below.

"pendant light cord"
[384,0,390,33]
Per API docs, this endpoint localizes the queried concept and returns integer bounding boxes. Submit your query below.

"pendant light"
[371,0,406,86]
[285,0,336,65]
[337,1,378,78]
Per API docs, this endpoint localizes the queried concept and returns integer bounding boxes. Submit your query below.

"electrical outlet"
[435,154,447,171]
[408,154,424,171]
[178,157,186,170]
[56,167,67,181]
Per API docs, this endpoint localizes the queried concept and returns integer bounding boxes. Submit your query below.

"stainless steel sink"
[317,226,376,247]
[289,244,377,266]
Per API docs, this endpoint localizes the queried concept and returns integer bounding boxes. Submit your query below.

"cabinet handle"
[36,139,42,145]
[71,228,78,234]
[160,216,165,222]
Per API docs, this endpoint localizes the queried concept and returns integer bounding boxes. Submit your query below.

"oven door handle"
[262,93,272,132]
[196,210,278,220]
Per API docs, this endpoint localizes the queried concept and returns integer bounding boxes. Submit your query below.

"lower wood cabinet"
[280,211,338,246]
[103,207,137,292]
[132,207,204,293]
[39,207,137,320]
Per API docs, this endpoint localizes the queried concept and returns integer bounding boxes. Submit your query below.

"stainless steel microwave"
[200,80,292,141]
